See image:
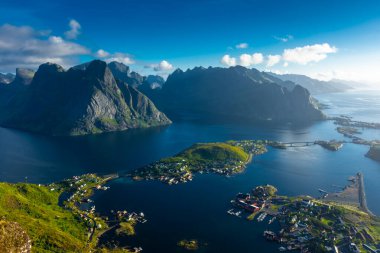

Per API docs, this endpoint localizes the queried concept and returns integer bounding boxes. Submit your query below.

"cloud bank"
[282,43,337,65]
[220,55,237,66]
[0,24,89,71]
[221,43,337,68]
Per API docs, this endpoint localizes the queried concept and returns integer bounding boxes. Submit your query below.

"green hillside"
[0,183,88,252]
[175,142,250,163]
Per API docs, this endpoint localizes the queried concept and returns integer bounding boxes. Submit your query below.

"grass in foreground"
[0,182,88,252]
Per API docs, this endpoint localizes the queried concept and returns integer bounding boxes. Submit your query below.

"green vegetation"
[116,222,136,236]
[176,142,249,163]
[252,184,278,198]
[177,239,199,251]
[0,182,88,252]
[98,117,119,127]
[132,140,267,184]
[0,174,139,253]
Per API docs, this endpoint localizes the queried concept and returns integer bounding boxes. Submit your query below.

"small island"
[131,140,267,184]
[177,239,200,251]
[337,126,362,138]
[366,145,380,162]
[315,140,344,151]
[228,176,380,252]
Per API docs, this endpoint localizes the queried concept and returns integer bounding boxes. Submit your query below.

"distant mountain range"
[268,73,353,95]
[143,66,324,122]
[0,61,332,135]
[0,60,171,135]
[0,73,15,85]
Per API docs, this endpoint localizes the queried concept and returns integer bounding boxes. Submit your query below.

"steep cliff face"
[0,68,34,111]
[107,61,144,87]
[13,68,35,86]
[153,66,324,122]
[0,60,171,135]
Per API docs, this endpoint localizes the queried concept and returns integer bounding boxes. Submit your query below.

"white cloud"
[0,24,90,71]
[267,54,281,67]
[220,54,236,66]
[274,35,294,42]
[236,43,249,49]
[239,53,263,67]
[251,53,264,64]
[283,62,288,67]
[104,53,135,65]
[64,19,81,39]
[153,60,173,71]
[96,49,110,58]
[282,43,337,65]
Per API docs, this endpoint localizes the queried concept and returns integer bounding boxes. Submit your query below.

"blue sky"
[1,0,380,83]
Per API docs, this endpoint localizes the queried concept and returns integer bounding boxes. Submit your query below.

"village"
[48,173,146,252]
[131,140,268,185]
[228,182,380,253]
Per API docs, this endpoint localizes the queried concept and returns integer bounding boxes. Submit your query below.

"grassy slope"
[168,143,249,164]
[0,183,89,253]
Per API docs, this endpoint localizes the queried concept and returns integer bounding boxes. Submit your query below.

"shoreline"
[358,172,374,216]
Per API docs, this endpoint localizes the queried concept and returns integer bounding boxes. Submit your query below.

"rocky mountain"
[0,60,171,136]
[107,61,144,88]
[12,68,35,86]
[0,68,35,110]
[0,73,15,85]
[269,73,352,95]
[148,66,324,123]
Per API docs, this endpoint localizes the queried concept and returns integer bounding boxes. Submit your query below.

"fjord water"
[0,90,380,252]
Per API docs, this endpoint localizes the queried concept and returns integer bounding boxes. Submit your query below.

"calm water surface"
[0,89,379,252]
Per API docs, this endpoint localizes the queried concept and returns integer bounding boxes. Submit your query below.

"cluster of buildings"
[229,185,380,253]
[134,161,193,184]
[233,192,265,213]
[134,158,248,185]
[115,210,147,224]
[132,140,270,185]
[48,174,115,238]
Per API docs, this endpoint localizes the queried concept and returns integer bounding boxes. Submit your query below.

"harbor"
[227,176,379,252]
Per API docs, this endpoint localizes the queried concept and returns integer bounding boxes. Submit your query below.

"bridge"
[274,141,316,147]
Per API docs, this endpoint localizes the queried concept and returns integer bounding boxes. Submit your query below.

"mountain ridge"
[0,60,171,136]
[145,66,325,123]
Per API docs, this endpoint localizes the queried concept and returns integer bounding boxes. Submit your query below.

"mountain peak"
[108,61,130,73]
[37,63,65,74]
[85,60,108,77]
